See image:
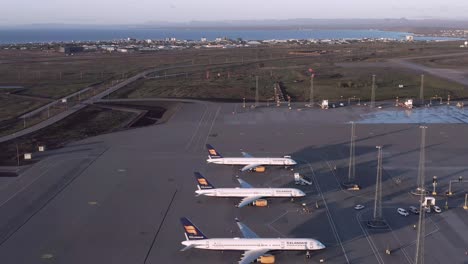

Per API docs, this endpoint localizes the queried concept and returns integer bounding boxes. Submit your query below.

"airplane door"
[206,240,210,249]
[280,241,285,249]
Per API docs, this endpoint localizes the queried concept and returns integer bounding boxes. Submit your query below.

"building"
[100,45,116,52]
[406,35,414,42]
[201,37,207,42]
[58,45,84,54]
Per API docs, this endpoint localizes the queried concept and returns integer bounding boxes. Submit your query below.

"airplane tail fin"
[194,172,215,190]
[180,217,208,240]
[206,144,222,159]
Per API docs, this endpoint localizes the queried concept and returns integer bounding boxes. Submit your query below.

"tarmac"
[0,101,467,264]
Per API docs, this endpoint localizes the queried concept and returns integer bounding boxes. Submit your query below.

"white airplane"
[194,172,306,207]
[180,217,325,264]
[206,144,297,172]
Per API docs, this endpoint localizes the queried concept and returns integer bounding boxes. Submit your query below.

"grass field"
[0,41,467,164]
[1,41,467,139]
[0,93,45,121]
[0,106,136,165]
[110,55,468,102]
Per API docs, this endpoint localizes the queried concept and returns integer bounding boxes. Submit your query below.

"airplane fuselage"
[196,188,304,198]
[207,157,296,166]
[182,238,325,251]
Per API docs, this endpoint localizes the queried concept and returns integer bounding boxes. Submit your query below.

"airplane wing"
[240,164,263,172]
[237,178,253,188]
[241,152,254,158]
[180,244,195,251]
[235,218,260,238]
[237,196,264,208]
[239,249,270,264]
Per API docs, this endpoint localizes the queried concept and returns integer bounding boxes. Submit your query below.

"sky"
[2,0,468,25]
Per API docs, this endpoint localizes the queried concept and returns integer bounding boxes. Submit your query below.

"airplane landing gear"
[306,251,311,259]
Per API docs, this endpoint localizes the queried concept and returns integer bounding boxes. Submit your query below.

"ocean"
[0,28,458,44]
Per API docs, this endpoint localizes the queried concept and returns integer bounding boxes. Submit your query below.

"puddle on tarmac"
[357,106,468,124]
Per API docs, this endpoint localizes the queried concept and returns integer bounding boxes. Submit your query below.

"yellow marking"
[208,149,217,155]
[184,225,198,235]
[197,178,208,185]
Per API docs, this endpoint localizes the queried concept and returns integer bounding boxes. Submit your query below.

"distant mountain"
[3,18,468,32]
[140,18,468,31]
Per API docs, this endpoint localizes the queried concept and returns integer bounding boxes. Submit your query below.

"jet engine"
[252,199,268,207]
[252,166,266,172]
[255,254,275,263]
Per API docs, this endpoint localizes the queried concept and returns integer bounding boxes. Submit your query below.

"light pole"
[367,145,387,228]
[412,126,428,196]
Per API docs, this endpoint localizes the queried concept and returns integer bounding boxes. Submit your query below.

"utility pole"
[368,146,387,228]
[309,74,314,107]
[419,74,425,105]
[370,74,376,108]
[413,126,428,196]
[255,76,259,107]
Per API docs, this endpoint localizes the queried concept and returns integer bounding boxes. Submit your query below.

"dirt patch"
[0,106,136,166]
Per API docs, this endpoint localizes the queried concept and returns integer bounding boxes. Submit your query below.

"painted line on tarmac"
[144,189,178,264]
[0,147,109,247]
[0,160,59,208]
[386,220,412,263]
[306,161,351,264]
[0,161,52,193]
[191,109,214,152]
[356,210,385,264]
[184,103,209,150]
[203,106,221,150]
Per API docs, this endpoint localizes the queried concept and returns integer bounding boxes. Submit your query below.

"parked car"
[397,208,409,216]
[433,205,442,213]
[409,206,420,214]
[354,204,365,210]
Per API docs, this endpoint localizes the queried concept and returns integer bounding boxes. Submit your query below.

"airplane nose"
[319,242,326,249]
[300,191,306,197]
